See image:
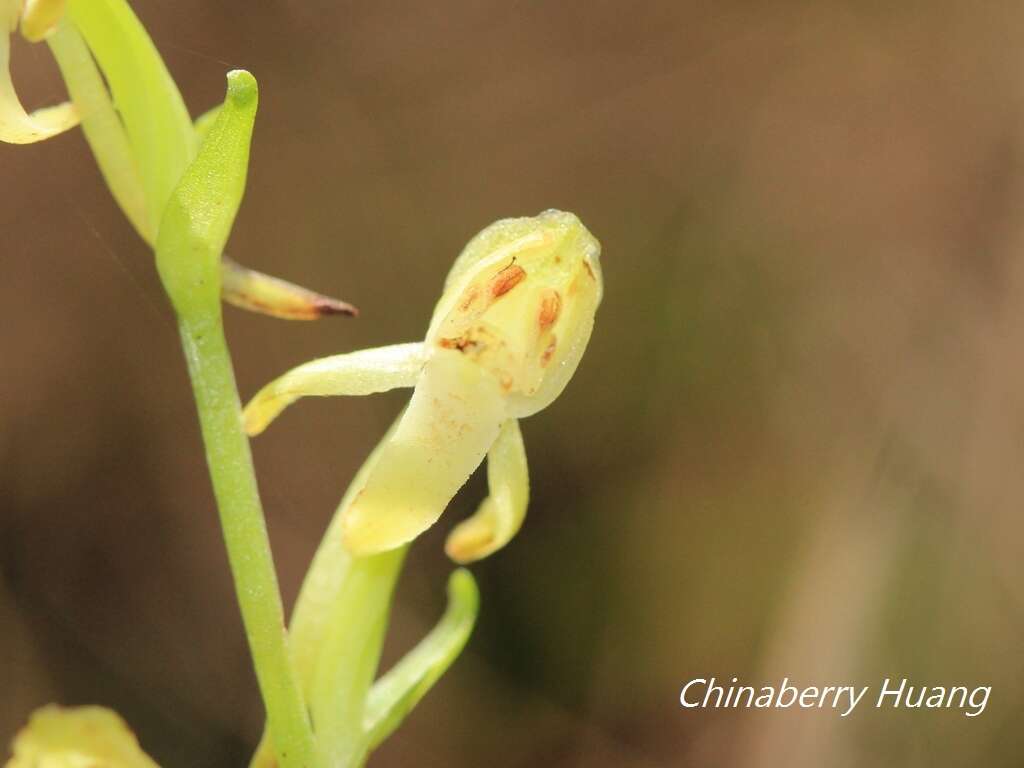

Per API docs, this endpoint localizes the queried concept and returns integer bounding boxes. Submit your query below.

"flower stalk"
[154,71,315,768]
[177,302,316,768]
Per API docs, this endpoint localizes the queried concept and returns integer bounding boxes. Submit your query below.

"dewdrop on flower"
[243,209,603,562]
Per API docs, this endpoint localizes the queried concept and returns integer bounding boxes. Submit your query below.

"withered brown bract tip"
[314,298,360,318]
[220,257,360,321]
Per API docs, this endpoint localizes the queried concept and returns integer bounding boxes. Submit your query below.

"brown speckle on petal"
[541,336,557,367]
[538,290,561,329]
[490,263,527,298]
[439,336,478,353]
[458,285,480,311]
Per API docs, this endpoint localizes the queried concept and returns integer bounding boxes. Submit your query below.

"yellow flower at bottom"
[6,705,159,768]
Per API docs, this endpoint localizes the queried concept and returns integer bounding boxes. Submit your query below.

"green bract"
[156,70,257,312]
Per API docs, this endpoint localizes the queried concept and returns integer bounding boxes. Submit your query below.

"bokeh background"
[3,2,1024,766]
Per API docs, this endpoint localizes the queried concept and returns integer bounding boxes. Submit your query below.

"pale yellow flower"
[0,0,77,144]
[244,209,603,562]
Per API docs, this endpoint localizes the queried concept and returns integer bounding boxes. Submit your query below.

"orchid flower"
[0,0,77,143]
[244,209,603,562]
[6,706,160,768]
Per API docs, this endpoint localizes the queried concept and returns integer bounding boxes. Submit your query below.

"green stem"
[177,306,316,768]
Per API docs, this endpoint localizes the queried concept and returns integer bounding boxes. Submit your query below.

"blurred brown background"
[3,1,1024,766]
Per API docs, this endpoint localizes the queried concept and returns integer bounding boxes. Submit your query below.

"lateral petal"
[445,418,528,563]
